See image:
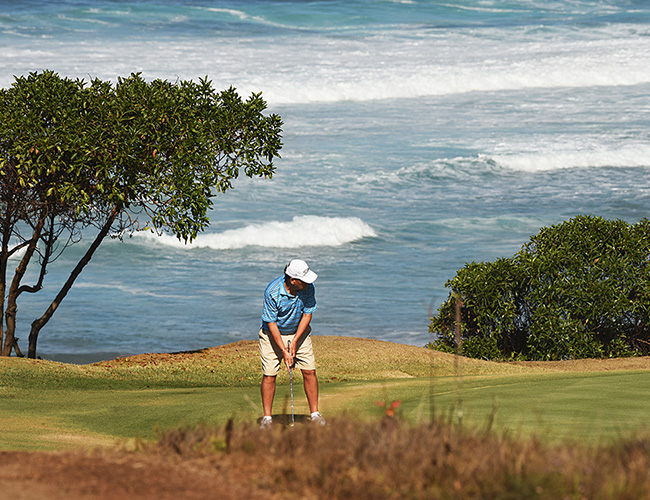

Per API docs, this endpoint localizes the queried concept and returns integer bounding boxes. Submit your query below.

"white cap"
[285,259,318,284]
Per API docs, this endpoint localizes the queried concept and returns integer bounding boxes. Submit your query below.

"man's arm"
[267,321,293,369]
[289,313,312,358]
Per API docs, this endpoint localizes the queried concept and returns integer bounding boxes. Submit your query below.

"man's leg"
[261,375,277,417]
[301,369,319,413]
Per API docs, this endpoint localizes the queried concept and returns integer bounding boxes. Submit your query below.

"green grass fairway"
[0,386,262,451]
[2,336,650,451]
[325,371,650,443]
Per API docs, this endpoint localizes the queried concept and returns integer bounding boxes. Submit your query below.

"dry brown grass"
[514,356,650,372]
[8,336,646,391]
[89,335,531,386]
[95,336,650,381]
[151,416,650,500]
[313,336,530,379]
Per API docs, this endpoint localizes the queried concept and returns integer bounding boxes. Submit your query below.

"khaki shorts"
[259,328,316,376]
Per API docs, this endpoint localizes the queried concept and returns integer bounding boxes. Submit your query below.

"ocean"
[1,0,649,363]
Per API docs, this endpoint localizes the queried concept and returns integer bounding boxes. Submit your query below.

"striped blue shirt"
[261,276,317,334]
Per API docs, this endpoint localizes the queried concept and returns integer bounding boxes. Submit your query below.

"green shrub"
[430,215,650,360]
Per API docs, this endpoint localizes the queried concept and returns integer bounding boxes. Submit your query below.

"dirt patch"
[0,450,276,500]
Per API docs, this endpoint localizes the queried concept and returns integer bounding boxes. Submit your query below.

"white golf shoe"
[259,416,272,430]
[310,412,326,426]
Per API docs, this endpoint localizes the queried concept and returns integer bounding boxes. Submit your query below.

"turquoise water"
[1,0,649,362]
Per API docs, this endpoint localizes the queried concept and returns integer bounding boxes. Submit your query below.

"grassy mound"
[92,335,532,386]
[1,336,531,390]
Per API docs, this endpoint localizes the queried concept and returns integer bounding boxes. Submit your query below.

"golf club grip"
[287,340,292,371]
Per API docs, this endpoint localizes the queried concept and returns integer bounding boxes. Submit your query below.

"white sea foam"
[490,144,650,172]
[354,143,650,188]
[74,281,187,299]
[215,25,650,103]
[202,7,250,20]
[201,6,279,26]
[438,3,523,14]
[1,21,648,104]
[6,244,27,260]
[134,216,377,250]
[356,157,501,186]
[436,215,539,232]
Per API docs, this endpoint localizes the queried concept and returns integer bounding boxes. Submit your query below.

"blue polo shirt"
[261,276,317,334]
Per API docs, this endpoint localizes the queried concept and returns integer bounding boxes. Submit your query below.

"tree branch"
[16,214,56,296]
[28,206,120,358]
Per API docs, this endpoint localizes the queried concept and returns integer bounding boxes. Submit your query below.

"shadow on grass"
[257,414,311,427]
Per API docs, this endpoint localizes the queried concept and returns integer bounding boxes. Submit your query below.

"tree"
[429,215,650,360]
[0,71,282,358]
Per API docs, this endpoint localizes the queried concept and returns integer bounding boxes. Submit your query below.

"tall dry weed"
[152,417,650,499]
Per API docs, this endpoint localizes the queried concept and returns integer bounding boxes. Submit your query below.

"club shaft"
[288,340,294,425]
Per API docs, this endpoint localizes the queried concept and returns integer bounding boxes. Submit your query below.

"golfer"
[259,259,326,429]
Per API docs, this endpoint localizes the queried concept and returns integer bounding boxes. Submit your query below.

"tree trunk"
[2,216,46,356]
[0,190,13,356]
[28,207,119,359]
[0,231,8,354]
[12,338,24,357]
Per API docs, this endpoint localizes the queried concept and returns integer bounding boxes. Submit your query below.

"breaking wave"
[134,216,378,250]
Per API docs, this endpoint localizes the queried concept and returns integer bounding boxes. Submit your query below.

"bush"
[429,215,650,360]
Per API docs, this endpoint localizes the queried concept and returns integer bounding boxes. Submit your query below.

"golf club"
[288,340,295,427]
